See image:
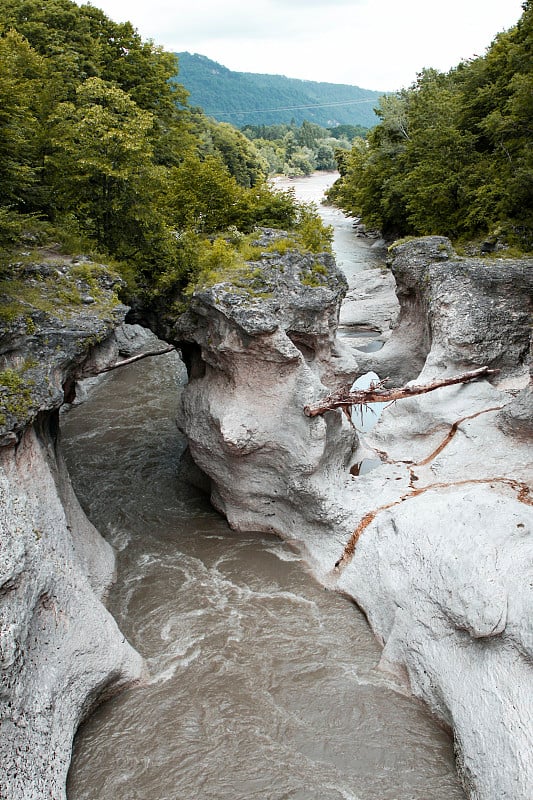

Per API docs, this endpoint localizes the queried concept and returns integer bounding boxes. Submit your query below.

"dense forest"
[1,0,530,315]
[328,0,533,249]
[175,52,382,128]
[240,121,368,176]
[0,0,331,305]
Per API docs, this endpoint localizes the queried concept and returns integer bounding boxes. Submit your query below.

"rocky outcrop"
[173,246,360,548]
[370,236,533,384]
[339,266,399,334]
[0,257,144,800]
[1,239,531,799]
[175,237,533,800]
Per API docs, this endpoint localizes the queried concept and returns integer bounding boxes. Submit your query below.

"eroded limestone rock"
[175,238,533,800]
[371,236,533,383]
[0,257,144,800]
[339,267,399,333]
[0,423,143,800]
[174,250,359,552]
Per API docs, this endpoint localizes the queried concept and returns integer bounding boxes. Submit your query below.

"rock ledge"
[175,238,533,800]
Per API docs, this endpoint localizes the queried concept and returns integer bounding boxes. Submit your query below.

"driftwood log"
[304,366,499,418]
[97,345,176,373]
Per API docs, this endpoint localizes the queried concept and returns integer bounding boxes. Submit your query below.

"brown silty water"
[62,355,464,800]
[62,174,466,800]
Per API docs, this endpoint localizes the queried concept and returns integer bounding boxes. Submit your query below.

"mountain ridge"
[175,52,382,128]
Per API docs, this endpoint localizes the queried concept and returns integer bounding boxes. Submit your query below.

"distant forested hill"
[175,52,382,128]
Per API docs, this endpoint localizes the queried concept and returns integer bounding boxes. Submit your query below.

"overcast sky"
[82,0,525,91]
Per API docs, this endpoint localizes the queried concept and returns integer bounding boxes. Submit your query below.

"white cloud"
[269,0,365,6]
[78,0,525,90]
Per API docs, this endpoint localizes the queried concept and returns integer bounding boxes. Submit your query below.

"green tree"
[254,141,285,174]
[327,124,369,141]
[282,130,298,160]
[297,120,326,149]
[455,0,533,239]
[0,0,194,166]
[330,99,411,236]
[164,154,243,233]
[399,70,477,236]
[48,77,159,252]
[0,29,44,207]
[330,1,533,246]
[0,0,307,298]
[315,142,336,171]
[207,121,266,187]
[194,116,267,187]
[285,147,315,176]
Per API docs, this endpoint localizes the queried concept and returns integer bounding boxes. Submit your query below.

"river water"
[64,173,465,800]
[271,172,385,282]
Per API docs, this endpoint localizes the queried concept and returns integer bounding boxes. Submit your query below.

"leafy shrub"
[296,203,333,252]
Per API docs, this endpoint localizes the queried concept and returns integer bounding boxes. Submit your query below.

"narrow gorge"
[1,175,532,800]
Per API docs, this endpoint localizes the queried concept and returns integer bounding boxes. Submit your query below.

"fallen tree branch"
[304,366,499,418]
[97,345,176,373]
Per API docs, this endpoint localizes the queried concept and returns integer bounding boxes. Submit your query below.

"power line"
[204,98,379,116]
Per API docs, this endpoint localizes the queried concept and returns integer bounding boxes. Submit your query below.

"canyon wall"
[174,237,533,800]
[1,240,531,800]
[0,258,143,800]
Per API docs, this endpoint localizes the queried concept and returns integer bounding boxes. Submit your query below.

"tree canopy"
[0,0,322,298]
[240,121,359,176]
[328,1,533,248]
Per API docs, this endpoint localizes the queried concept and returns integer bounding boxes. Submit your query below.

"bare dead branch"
[304,366,499,418]
[97,345,176,373]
